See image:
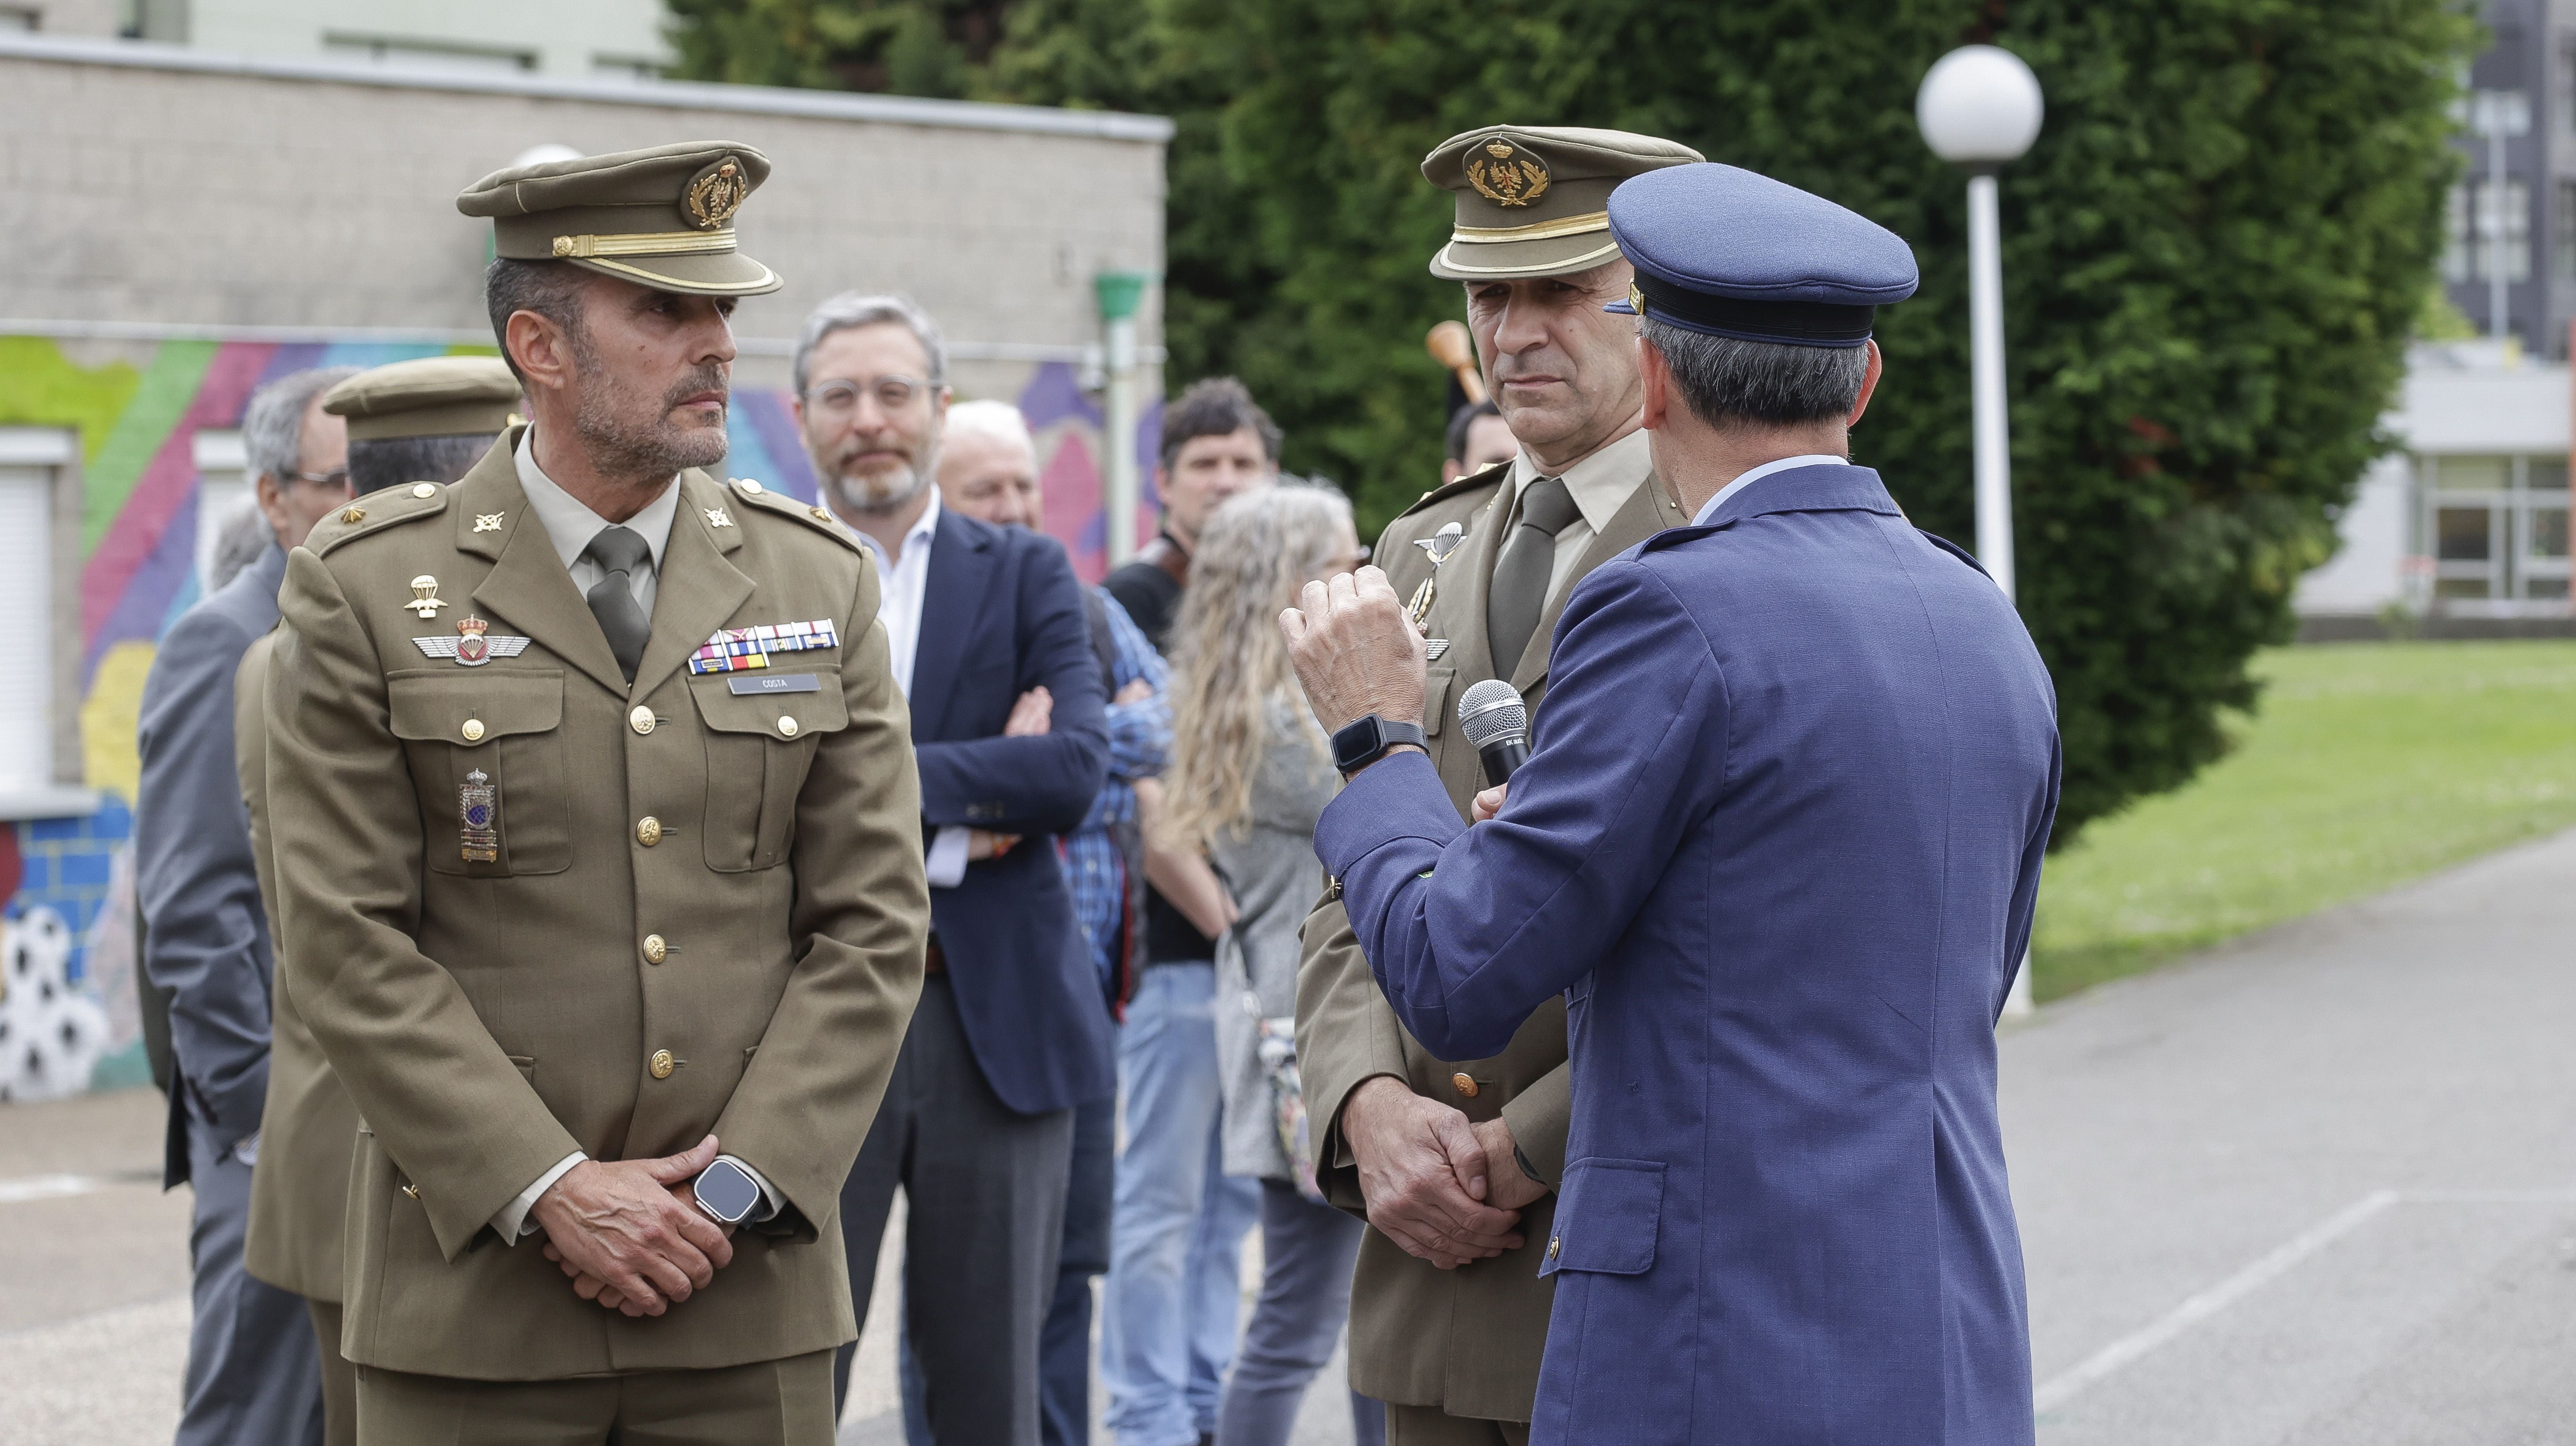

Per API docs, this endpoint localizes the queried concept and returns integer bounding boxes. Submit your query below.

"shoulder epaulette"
[1916,529,1992,579]
[1392,457,1511,524]
[725,477,866,555]
[304,482,450,557]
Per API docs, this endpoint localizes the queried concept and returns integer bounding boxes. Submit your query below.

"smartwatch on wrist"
[1331,714,1429,779]
[691,1157,766,1226]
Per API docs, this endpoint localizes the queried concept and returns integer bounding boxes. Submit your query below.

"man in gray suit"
[137,364,356,1446]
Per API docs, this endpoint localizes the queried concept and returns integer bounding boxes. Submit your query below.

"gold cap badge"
[684,157,749,230]
[1465,137,1551,208]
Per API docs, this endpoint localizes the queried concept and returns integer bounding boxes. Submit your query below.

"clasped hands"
[532,1134,737,1318]
[1338,1076,1548,1269]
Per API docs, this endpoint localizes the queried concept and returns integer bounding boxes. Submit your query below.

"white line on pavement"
[2035,1186,2576,1414]
[0,1171,157,1205]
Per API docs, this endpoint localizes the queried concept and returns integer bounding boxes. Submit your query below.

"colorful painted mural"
[0,334,1151,1100]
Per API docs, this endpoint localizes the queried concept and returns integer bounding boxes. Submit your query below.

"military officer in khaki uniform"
[263,142,929,1445]
[238,355,524,1446]
[1295,126,1699,1446]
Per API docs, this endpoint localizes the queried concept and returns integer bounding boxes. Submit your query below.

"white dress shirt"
[514,428,681,619]
[844,488,972,889]
[1507,426,1657,608]
[492,429,777,1244]
[1690,452,1855,527]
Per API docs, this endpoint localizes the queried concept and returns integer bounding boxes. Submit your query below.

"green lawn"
[2031,640,2576,1001]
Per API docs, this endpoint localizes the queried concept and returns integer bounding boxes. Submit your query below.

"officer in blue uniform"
[1280,163,2059,1446]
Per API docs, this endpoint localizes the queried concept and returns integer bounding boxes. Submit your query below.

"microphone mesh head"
[1457,678,1528,750]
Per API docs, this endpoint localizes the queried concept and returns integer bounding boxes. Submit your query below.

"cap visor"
[1429,230,1625,281]
[566,249,783,296]
[1602,297,1638,314]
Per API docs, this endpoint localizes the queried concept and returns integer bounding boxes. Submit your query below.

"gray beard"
[823,437,939,516]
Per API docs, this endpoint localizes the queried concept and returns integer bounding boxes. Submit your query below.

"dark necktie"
[580,525,652,683]
[1486,474,1581,675]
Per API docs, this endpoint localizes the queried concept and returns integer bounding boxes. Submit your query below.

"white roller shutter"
[0,466,53,795]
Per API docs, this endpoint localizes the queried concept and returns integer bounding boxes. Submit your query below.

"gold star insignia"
[473,513,505,533]
[705,507,734,528]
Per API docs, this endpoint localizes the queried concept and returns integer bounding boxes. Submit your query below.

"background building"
[0,30,1168,1098]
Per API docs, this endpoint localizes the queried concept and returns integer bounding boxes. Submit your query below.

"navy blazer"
[136,541,288,1187]
[1320,465,2059,1445]
[910,507,1116,1115]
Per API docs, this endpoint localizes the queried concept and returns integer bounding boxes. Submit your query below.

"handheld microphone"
[1457,678,1530,786]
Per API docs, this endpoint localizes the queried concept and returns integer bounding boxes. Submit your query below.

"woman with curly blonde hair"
[1158,482,1385,1446]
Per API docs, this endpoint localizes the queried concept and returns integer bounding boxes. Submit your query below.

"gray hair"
[943,398,1035,456]
[1639,318,1870,430]
[242,366,361,482]
[483,258,590,383]
[793,292,947,397]
[348,433,497,497]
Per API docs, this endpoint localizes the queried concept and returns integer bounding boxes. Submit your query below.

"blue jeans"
[1102,963,1262,1446]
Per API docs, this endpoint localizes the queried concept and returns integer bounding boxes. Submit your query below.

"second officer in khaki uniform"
[240,354,524,1446]
[263,141,929,1444]
[1295,126,1698,1446]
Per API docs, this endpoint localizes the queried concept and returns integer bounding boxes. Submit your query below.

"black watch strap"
[1332,715,1429,778]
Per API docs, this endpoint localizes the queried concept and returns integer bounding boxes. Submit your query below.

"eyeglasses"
[804,376,930,417]
[281,469,352,491]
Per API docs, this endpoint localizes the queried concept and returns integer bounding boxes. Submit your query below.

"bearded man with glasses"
[795,293,1115,1444]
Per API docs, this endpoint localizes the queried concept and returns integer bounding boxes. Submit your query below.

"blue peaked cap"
[1604,163,1918,348]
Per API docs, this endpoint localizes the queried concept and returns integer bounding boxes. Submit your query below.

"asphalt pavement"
[4,826,2571,1445]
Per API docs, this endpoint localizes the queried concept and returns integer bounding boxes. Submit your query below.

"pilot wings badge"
[414,615,531,667]
[1405,521,1469,635]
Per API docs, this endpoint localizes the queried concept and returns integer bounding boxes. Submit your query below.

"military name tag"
[459,769,499,863]
[728,672,820,695]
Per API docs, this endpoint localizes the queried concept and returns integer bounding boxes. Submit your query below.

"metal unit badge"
[1465,138,1550,208]
[459,770,499,863]
[405,576,450,619]
[1406,522,1470,635]
[414,615,531,667]
[689,619,840,675]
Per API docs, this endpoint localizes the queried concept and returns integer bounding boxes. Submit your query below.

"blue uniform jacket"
[1317,465,2059,1445]
[910,507,1117,1115]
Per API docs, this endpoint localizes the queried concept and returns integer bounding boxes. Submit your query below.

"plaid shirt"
[1062,589,1168,995]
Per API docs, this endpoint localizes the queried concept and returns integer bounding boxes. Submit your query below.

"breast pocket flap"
[387,670,563,745]
[688,671,850,738]
[1543,1156,1666,1277]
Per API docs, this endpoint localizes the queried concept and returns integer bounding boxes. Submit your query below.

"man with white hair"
[939,397,1047,529]
[137,363,355,1446]
[797,296,1115,1444]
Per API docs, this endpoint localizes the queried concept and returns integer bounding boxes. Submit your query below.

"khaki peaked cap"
[322,356,521,442]
[1424,126,1703,281]
[458,140,784,296]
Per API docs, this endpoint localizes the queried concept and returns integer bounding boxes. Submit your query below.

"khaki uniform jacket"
[237,629,360,1304]
[1295,449,1682,1422]
[264,432,929,1380]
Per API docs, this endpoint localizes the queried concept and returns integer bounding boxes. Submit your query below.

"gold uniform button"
[1452,1072,1479,1099]
[629,706,656,735]
[776,715,799,738]
[411,482,437,499]
[811,505,833,522]
[649,1049,676,1080]
[636,816,663,846]
[642,933,668,964]
[1546,1236,1561,1261]
[737,478,764,495]
[460,718,485,743]
[340,506,364,524]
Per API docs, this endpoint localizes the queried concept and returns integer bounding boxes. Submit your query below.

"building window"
[2416,453,2573,611]
[2444,183,2471,283]
[2471,178,2534,282]
[2560,181,2576,278]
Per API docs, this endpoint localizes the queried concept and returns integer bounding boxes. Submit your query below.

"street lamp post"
[1094,270,1154,567]
[1918,44,2045,1016]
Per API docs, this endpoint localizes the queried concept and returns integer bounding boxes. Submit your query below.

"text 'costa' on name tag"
[728,673,821,695]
